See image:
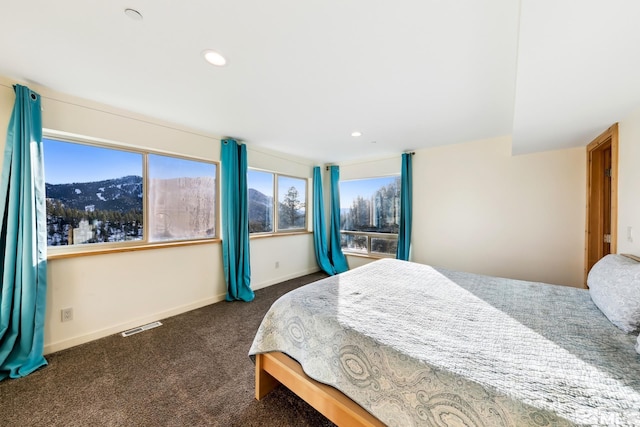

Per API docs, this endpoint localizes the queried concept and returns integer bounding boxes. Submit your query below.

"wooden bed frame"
[255,352,386,427]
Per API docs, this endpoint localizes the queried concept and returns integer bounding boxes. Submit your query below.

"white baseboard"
[43,267,321,355]
[44,293,227,355]
[251,266,321,291]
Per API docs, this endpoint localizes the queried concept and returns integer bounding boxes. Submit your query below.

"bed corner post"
[255,353,280,400]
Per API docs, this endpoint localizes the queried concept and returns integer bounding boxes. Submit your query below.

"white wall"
[339,136,586,287]
[250,233,317,289]
[0,77,317,354]
[617,107,640,255]
[413,136,585,287]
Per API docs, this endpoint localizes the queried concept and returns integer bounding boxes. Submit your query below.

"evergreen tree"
[279,186,304,228]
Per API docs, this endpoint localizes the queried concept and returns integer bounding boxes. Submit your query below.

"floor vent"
[121,321,162,337]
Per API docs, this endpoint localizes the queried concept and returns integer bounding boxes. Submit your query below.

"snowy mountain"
[45,175,143,212]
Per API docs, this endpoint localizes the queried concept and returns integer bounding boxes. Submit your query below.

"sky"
[248,170,273,195]
[148,154,216,179]
[277,176,306,201]
[44,138,392,204]
[248,170,307,203]
[43,138,141,184]
[340,176,398,208]
[43,138,215,184]
[249,170,396,207]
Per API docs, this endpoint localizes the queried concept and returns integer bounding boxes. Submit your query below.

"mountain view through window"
[248,170,306,233]
[340,176,400,255]
[44,137,217,248]
[44,138,143,246]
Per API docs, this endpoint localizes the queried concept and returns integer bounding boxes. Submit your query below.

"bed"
[249,258,640,426]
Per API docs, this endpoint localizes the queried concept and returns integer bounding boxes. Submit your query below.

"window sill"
[344,252,395,260]
[47,238,221,260]
[250,230,312,240]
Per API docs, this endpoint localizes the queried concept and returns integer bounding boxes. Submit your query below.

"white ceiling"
[1,1,639,163]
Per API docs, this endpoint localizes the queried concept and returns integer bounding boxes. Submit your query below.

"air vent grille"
[121,321,162,337]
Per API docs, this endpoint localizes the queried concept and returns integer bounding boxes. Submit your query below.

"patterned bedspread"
[249,259,640,426]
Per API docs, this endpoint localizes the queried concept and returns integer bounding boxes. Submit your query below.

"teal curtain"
[328,166,349,273]
[312,166,335,275]
[0,85,48,380]
[220,139,254,302]
[396,153,413,261]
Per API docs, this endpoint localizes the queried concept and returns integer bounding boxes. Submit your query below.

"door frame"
[584,123,619,286]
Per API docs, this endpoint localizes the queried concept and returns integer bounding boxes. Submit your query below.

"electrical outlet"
[61,307,73,322]
[275,261,280,268]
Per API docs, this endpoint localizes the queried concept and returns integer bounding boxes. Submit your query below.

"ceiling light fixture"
[203,50,227,67]
[351,131,362,137]
[124,8,143,21]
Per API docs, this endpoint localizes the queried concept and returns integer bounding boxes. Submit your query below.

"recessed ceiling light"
[351,131,362,137]
[203,50,227,67]
[124,8,143,21]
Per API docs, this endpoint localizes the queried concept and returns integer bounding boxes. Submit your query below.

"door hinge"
[604,234,612,244]
[605,168,612,177]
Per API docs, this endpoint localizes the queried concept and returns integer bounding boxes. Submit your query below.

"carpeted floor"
[0,272,336,427]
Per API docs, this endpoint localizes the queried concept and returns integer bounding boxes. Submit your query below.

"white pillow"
[588,254,640,333]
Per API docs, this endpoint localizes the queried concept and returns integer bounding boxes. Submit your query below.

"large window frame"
[43,130,219,258]
[247,168,309,236]
[339,175,400,258]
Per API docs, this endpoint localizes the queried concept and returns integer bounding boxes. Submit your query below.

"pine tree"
[279,186,304,228]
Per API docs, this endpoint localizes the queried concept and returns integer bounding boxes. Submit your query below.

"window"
[247,170,274,233]
[44,138,144,246]
[248,169,307,234]
[147,154,217,242]
[340,176,400,256]
[43,135,217,251]
[277,175,307,230]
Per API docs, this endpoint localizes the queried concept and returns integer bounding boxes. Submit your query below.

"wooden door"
[584,124,618,286]
[602,145,612,256]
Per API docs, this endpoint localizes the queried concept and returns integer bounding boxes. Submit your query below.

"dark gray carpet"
[0,272,337,427]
